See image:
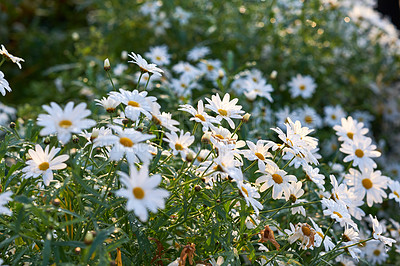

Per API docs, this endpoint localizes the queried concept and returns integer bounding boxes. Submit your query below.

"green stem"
[106,71,117,92]
[282,156,295,170]
[192,123,199,136]
[231,120,244,137]
[269,201,290,219]
[243,160,257,173]
[136,72,143,91]
[259,200,320,214]
[144,73,152,90]
[0,57,5,68]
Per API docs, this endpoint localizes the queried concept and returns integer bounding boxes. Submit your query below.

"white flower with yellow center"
[285,222,316,250]
[0,190,13,216]
[188,46,210,61]
[324,105,346,127]
[179,100,220,132]
[128,51,164,76]
[22,144,69,186]
[288,181,306,216]
[288,74,316,99]
[109,89,156,121]
[237,181,263,215]
[340,136,381,170]
[144,45,171,66]
[388,180,400,204]
[333,116,368,143]
[0,44,25,69]
[95,125,154,164]
[241,140,274,170]
[309,218,335,251]
[37,102,96,144]
[205,93,244,129]
[164,130,194,158]
[116,165,169,222]
[152,111,180,132]
[345,167,388,207]
[0,71,12,96]
[95,96,120,113]
[321,198,358,229]
[303,164,325,190]
[256,161,297,200]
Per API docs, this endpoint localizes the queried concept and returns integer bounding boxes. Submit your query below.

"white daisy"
[95,125,154,164]
[128,51,164,76]
[152,111,180,132]
[37,102,96,144]
[241,140,274,170]
[285,222,317,250]
[324,105,346,127]
[22,144,69,186]
[144,45,171,66]
[288,74,316,99]
[309,218,335,251]
[340,136,381,169]
[237,181,263,215]
[0,71,12,96]
[0,190,13,216]
[0,44,25,69]
[388,180,400,204]
[205,93,244,129]
[333,116,368,143]
[370,215,396,246]
[187,46,210,61]
[364,240,388,265]
[303,164,325,190]
[116,164,169,222]
[95,96,120,113]
[179,100,220,132]
[256,161,297,200]
[109,89,157,121]
[164,130,194,158]
[321,198,357,229]
[288,181,306,216]
[345,167,388,207]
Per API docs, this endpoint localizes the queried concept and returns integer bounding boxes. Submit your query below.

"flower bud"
[74,247,81,255]
[242,113,251,123]
[122,118,130,125]
[218,69,224,80]
[270,70,278,79]
[84,231,94,245]
[9,122,16,129]
[194,185,201,192]
[72,135,79,144]
[52,198,61,207]
[104,58,111,71]
[44,137,51,145]
[201,132,211,144]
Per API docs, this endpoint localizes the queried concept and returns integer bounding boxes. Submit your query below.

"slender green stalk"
[136,72,143,90]
[106,71,117,92]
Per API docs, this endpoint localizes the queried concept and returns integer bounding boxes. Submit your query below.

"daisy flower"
[95,125,154,164]
[333,116,368,143]
[164,130,194,158]
[256,161,297,200]
[205,93,244,129]
[241,140,274,170]
[0,44,25,69]
[342,225,360,244]
[173,7,192,25]
[37,102,96,144]
[145,45,171,66]
[128,51,164,76]
[242,78,274,102]
[294,106,323,129]
[309,218,335,251]
[288,181,306,216]
[345,167,388,207]
[0,190,13,216]
[288,74,316,99]
[340,136,381,170]
[370,215,396,246]
[95,96,120,113]
[169,74,199,97]
[80,127,112,148]
[172,62,201,78]
[303,164,325,190]
[179,100,220,132]
[321,198,357,229]
[0,71,12,96]
[116,165,169,222]
[152,111,180,132]
[388,180,400,204]
[187,46,210,61]
[324,105,346,127]
[237,181,263,215]
[364,240,388,265]
[109,89,157,121]
[22,144,69,186]
[285,222,316,250]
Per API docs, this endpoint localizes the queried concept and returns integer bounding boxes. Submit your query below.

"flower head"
[0,71,11,96]
[0,44,25,69]
[205,93,244,129]
[0,190,13,216]
[128,52,164,76]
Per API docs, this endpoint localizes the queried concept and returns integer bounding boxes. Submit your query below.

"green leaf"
[85,226,115,262]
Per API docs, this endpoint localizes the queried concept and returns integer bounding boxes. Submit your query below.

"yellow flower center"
[355,149,364,158]
[218,109,228,116]
[215,134,224,140]
[128,101,140,107]
[195,114,206,122]
[38,162,50,171]
[331,114,337,120]
[272,174,283,184]
[373,249,381,256]
[175,143,184,151]
[241,186,249,197]
[347,132,354,139]
[180,83,187,88]
[59,120,72,128]
[394,191,400,198]
[362,178,373,190]
[255,152,265,161]
[207,65,214,71]
[132,187,145,199]
[120,137,133,147]
[305,115,313,124]
[299,85,306,91]
[331,143,338,150]
[301,225,311,236]
[155,56,161,61]
[333,211,343,218]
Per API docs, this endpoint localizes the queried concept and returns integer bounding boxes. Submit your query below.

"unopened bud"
[9,122,16,129]
[201,132,211,144]
[74,247,81,255]
[194,185,201,192]
[52,198,61,207]
[104,58,111,71]
[44,137,51,145]
[186,151,195,162]
[242,113,251,123]
[270,70,277,79]
[84,232,94,245]
[122,118,130,125]
[72,135,79,144]
[218,69,225,79]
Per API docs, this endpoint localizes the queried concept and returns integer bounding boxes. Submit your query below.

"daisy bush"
[1,0,400,265]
